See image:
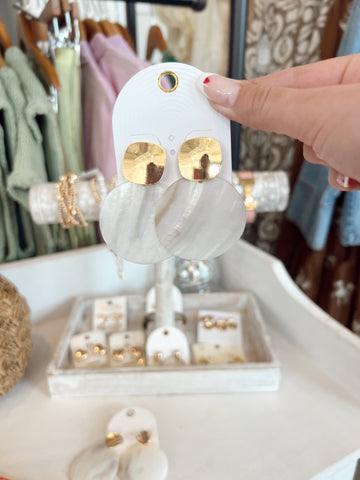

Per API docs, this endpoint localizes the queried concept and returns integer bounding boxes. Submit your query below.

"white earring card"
[47,291,281,396]
[100,63,246,263]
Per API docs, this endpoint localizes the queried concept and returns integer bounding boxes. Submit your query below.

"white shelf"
[0,240,359,480]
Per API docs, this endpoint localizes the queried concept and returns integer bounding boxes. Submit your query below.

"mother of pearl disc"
[155,177,246,260]
[100,182,171,265]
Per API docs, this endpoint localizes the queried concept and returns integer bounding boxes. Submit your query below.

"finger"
[303,144,328,166]
[252,54,360,88]
[202,76,331,146]
[328,168,360,191]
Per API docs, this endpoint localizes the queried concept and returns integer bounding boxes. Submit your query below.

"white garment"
[155,0,230,76]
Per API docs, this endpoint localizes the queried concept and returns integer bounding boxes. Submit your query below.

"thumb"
[197,73,323,146]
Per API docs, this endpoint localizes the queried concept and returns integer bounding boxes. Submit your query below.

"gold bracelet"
[238,172,257,211]
[56,172,88,229]
[109,174,117,192]
[89,176,102,203]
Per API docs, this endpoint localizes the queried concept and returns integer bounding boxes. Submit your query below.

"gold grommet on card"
[158,70,178,93]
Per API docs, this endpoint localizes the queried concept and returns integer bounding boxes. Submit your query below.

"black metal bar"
[102,0,206,11]
[229,0,248,170]
[126,2,137,51]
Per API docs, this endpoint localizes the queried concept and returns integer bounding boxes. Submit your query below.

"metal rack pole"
[228,0,248,170]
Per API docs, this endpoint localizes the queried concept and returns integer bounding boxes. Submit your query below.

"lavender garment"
[81,40,117,180]
[90,33,148,95]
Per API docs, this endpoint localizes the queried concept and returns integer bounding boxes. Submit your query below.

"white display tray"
[47,291,281,396]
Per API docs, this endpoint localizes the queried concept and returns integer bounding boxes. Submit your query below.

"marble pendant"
[155,177,246,260]
[69,443,119,480]
[100,182,171,265]
[117,443,168,480]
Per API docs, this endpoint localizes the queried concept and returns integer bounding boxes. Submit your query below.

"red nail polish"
[203,77,210,85]
[348,178,359,188]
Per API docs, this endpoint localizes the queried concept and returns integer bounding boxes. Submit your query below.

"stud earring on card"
[105,431,124,448]
[155,137,246,260]
[100,141,171,265]
[93,344,107,356]
[74,349,88,362]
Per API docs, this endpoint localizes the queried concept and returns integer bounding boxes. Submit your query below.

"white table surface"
[1,242,360,480]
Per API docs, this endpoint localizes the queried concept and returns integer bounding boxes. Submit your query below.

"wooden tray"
[47,291,281,396]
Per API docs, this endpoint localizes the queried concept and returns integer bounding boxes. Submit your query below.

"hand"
[197,54,360,191]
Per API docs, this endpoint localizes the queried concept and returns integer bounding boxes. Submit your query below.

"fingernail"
[336,173,359,189]
[197,73,241,107]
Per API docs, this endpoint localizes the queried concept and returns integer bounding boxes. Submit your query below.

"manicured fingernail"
[197,73,241,107]
[336,173,358,189]
[337,174,349,188]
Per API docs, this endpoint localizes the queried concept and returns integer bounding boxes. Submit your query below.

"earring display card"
[47,292,281,396]
[192,343,246,365]
[93,296,127,332]
[197,310,243,347]
[109,330,146,368]
[70,330,108,369]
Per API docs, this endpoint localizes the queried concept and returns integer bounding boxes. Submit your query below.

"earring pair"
[122,137,222,186]
[112,344,145,367]
[153,349,184,366]
[100,137,246,264]
[200,315,238,330]
[74,343,107,363]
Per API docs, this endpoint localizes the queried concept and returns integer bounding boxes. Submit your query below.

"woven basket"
[0,274,32,396]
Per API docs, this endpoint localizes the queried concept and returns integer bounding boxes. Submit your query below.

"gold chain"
[56,172,88,229]
[89,176,102,203]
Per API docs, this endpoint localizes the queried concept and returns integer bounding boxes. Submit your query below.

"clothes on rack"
[0,79,32,262]
[90,32,148,95]
[4,46,70,252]
[155,0,230,76]
[81,31,148,179]
[80,39,117,180]
[0,64,57,256]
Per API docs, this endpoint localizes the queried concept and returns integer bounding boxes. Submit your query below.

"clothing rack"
[121,0,207,50]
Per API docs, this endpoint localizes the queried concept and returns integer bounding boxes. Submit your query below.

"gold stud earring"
[93,344,107,356]
[226,317,237,329]
[113,348,125,361]
[216,318,226,330]
[74,349,88,361]
[136,430,151,444]
[172,350,183,363]
[105,431,124,448]
[154,351,164,364]
[200,315,215,329]
[131,347,141,359]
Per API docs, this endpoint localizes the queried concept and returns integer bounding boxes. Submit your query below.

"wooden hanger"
[146,25,167,61]
[78,20,87,41]
[17,13,60,90]
[0,18,12,51]
[117,24,136,52]
[0,18,12,68]
[83,18,102,41]
[99,20,118,37]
